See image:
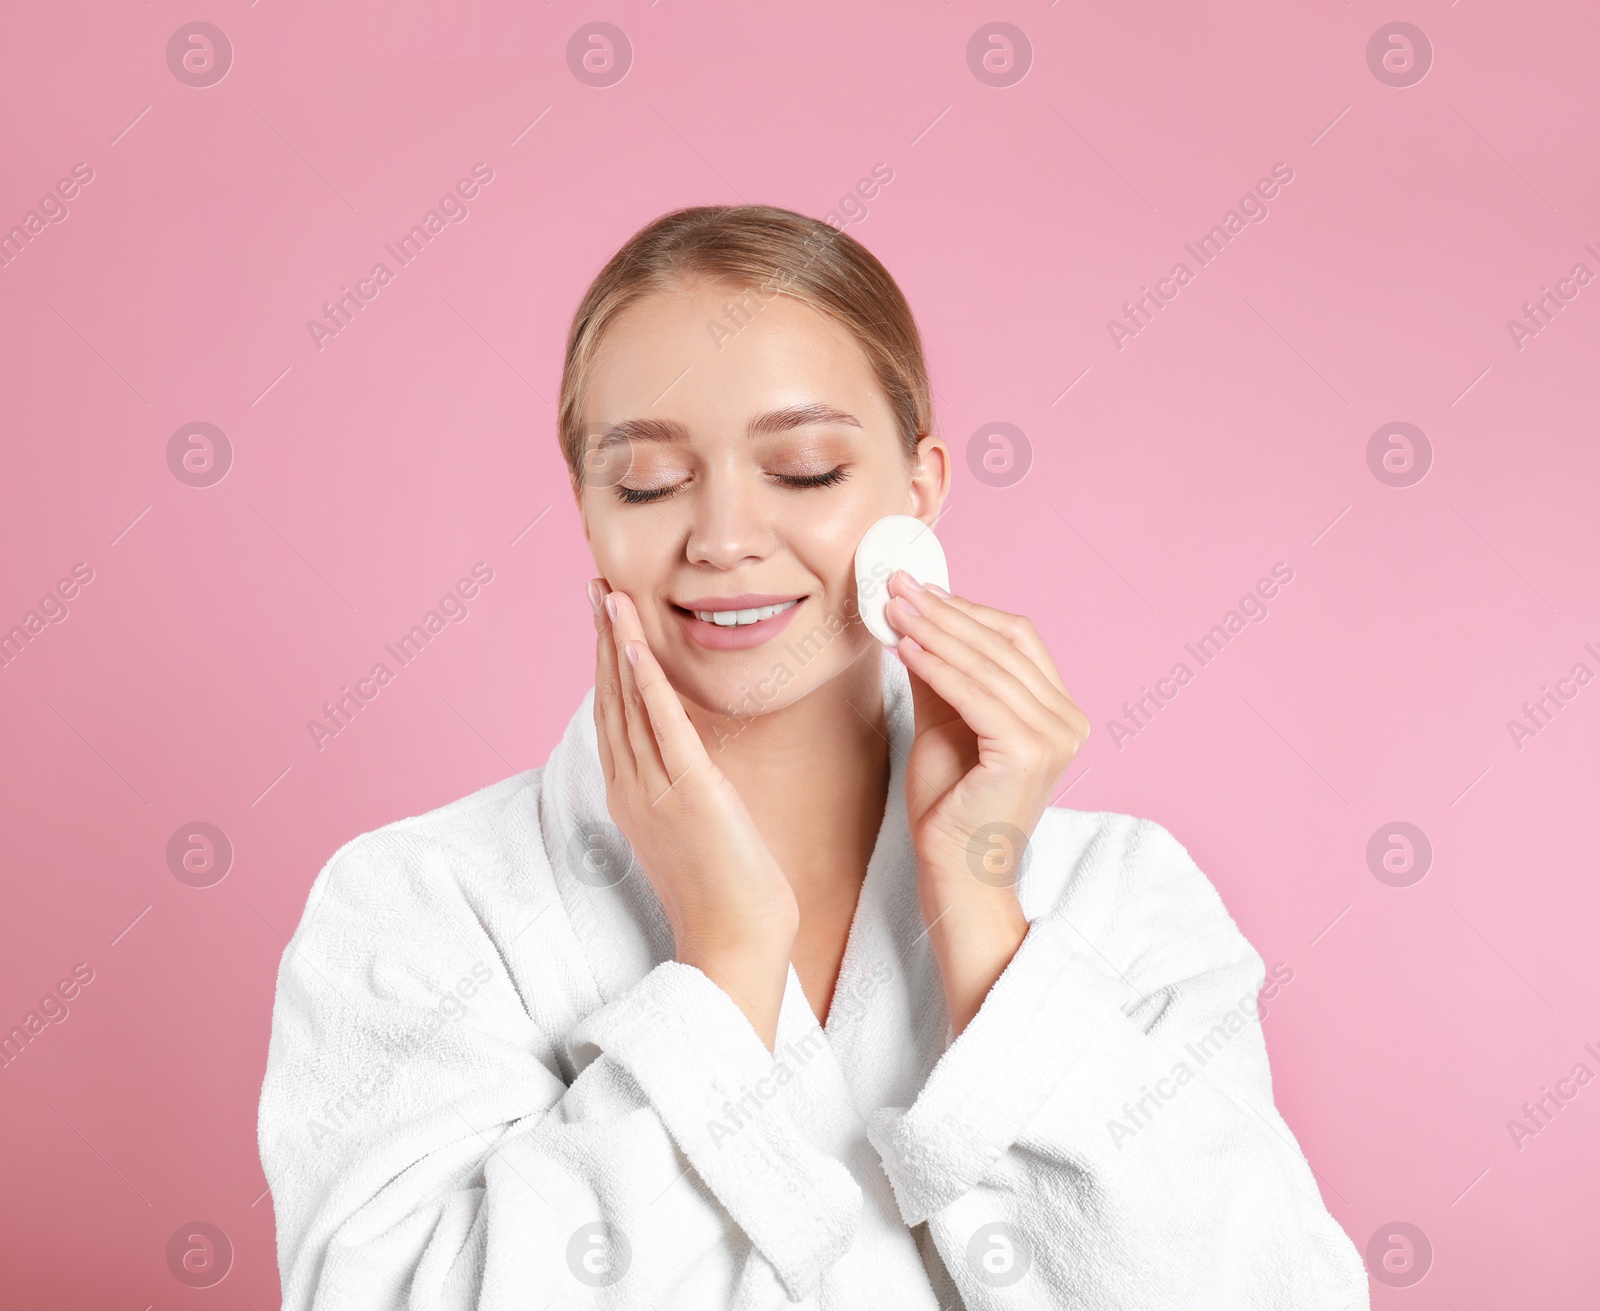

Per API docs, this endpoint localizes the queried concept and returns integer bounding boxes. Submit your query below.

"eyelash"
[614,466,850,505]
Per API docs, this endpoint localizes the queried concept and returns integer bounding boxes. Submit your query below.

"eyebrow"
[598,402,863,447]
[749,402,863,438]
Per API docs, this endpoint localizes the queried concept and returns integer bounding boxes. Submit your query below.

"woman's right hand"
[589,579,799,1050]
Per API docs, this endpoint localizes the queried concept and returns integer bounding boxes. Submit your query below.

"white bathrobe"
[258,651,1372,1309]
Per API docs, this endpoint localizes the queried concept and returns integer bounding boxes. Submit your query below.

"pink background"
[2,1,1597,1305]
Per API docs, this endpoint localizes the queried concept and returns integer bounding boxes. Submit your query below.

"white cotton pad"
[854,514,950,647]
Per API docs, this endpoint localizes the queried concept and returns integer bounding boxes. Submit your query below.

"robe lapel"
[780,650,951,1118]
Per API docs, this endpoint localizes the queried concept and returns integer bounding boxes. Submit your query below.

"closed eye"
[771,466,850,489]
[615,482,685,505]
[613,465,850,504]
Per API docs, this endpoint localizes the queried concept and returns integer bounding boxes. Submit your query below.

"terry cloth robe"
[258,649,1372,1310]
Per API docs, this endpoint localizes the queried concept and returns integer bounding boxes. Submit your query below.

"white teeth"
[692,599,798,627]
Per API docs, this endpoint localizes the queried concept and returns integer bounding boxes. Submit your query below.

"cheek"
[585,502,671,610]
[787,515,859,600]
[589,515,641,580]
[789,482,904,599]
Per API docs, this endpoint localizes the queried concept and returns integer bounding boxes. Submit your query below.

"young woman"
[259,206,1370,1309]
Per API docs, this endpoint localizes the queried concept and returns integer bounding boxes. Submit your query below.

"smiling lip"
[672,593,806,651]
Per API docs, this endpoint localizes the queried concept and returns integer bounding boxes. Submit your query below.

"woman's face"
[576,278,950,720]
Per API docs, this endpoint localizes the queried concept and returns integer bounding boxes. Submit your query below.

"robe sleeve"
[865,817,1372,1310]
[258,829,861,1310]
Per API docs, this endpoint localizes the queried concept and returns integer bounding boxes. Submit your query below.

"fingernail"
[624,640,640,667]
[926,583,950,599]
[604,594,618,621]
[586,580,602,614]
[897,569,927,591]
[890,592,922,619]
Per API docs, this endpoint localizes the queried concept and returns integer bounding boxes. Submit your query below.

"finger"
[902,586,1091,754]
[591,580,628,782]
[889,573,1071,708]
[608,591,677,788]
[622,626,710,788]
[891,578,1090,752]
[893,628,1032,747]
[887,591,1056,733]
[605,590,667,781]
[919,584,1071,697]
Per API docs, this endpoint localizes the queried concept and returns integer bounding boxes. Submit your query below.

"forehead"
[581,280,893,432]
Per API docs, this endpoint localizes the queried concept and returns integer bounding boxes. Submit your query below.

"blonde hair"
[557,205,931,483]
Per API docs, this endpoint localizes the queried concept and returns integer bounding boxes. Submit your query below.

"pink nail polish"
[586,581,602,614]
[604,594,618,621]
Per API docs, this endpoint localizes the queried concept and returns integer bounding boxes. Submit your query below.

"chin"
[665,630,877,727]
[662,653,811,723]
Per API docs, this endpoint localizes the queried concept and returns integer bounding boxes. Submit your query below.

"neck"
[686,649,891,906]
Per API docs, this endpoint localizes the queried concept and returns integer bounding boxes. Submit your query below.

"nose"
[684,473,775,570]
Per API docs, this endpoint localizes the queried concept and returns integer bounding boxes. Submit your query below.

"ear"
[907,433,952,526]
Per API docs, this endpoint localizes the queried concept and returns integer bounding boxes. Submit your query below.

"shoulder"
[296,768,547,931]
[1025,806,1260,977]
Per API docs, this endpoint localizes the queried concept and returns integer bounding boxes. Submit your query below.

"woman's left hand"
[884,569,1090,1033]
